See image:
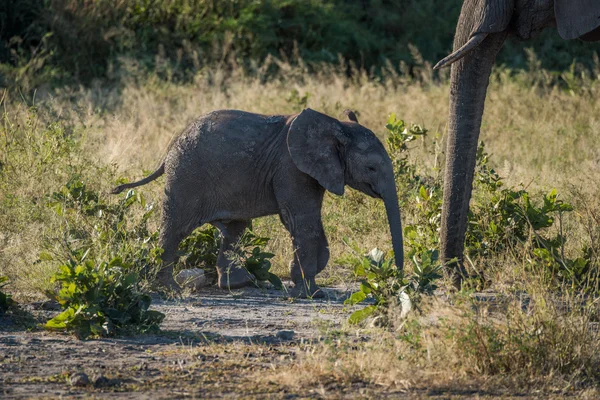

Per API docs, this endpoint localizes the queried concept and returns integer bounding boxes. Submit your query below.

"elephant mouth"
[347,181,382,199]
[365,183,382,199]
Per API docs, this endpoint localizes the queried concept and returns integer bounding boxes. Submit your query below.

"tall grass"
[2,57,600,296]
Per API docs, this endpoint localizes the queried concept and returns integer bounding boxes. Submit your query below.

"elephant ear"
[555,0,600,40]
[287,109,348,195]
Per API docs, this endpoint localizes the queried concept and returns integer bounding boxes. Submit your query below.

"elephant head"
[287,108,404,271]
[434,0,600,277]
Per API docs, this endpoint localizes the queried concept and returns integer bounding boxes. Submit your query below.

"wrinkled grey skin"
[112,108,404,298]
[435,0,600,282]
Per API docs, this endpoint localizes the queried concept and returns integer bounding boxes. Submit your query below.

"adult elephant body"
[435,0,600,278]
[112,109,404,297]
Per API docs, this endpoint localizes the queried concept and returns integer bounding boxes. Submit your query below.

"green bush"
[341,245,441,324]
[45,254,164,338]
[177,226,221,274]
[2,0,596,87]
[39,179,164,338]
[230,229,282,289]
[467,143,596,292]
[387,114,598,293]
[43,178,162,279]
[178,225,281,288]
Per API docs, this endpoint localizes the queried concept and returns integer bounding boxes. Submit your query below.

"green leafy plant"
[385,117,596,293]
[229,229,282,289]
[36,178,164,338]
[47,178,160,260]
[178,225,280,288]
[177,225,221,282]
[403,185,443,259]
[385,113,428,178]
[41,177,164,285]
[0,276,14,313]
[467,143,594,291]
[386,113,428,154]
[45,252,164,339]
[341,243,441,324]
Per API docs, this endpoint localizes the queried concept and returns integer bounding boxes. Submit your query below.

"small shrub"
[43,177,163,280]
[467,143,596,292]
[385,113,428,180]
[179,224,281,287]
[177,226,221,282]
[234,229,282,289]
[45,253,164,339]
[385,111,597,293]
[39,177,164,338]
[341,244,441,324]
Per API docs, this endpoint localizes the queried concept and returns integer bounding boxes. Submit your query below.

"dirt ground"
[2,285,595,399]
[1,284,382,399]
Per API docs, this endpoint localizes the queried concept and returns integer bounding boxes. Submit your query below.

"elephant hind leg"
[213,220,254,290]
[158,197,203,291]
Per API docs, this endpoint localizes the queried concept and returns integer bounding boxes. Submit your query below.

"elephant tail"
[110,163,165,194]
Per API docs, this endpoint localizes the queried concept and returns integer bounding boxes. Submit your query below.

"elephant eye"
[367,166,376,172]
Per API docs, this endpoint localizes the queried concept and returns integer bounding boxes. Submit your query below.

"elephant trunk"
[382,179,404,272]
[440,27,508,275]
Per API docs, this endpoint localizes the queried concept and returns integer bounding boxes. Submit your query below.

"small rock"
[69,372,90,387]
[175,268,210,291]
[276,330,295,341]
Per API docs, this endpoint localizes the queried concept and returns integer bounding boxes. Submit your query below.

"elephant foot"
[217,266,254,290]
[156,267,181,294]
[290,279,325,299]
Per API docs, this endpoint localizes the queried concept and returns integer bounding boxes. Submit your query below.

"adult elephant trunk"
[382,178,404,271]
[437,3,509,278]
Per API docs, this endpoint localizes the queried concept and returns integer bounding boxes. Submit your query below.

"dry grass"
[267,293,600,397]
[1,59,600,396]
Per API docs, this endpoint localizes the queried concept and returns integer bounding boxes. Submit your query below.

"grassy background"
[1,1,599,395]
[2,59,600,296]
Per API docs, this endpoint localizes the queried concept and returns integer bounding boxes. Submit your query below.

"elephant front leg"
[213,220,255,290]
[282,212,327,298]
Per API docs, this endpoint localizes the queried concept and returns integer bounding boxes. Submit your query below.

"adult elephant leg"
[440,31,507,283]
[214,220,254,290]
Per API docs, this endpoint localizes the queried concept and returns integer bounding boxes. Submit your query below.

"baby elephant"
[112,108,404,298]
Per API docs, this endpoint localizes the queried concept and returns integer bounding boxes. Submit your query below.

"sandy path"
[0,285,360,399]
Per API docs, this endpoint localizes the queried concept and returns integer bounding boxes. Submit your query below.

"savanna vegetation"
[1,0,599,398]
